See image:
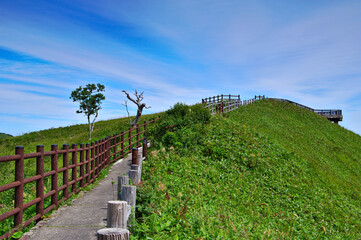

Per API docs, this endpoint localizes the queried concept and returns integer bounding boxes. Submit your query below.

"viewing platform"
[271,98,343,124]
[314,109,343,124]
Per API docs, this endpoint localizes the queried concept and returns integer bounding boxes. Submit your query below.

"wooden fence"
[270,98,343,123]
[203,95,343,123]
[0,117,160,240]
[202,94,265,114]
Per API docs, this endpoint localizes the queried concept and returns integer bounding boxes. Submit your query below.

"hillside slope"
[132,100,361,239]
[0,133,12,140]
[231,99,361,199]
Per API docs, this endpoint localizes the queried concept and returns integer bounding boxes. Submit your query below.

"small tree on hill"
[70,83,105,140]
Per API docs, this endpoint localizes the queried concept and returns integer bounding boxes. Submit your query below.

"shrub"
[166,102,189,118]
[162,131,178,147]
[189,104,211,124]
[150,103,211,149]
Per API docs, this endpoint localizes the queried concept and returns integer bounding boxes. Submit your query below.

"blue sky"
[1,0,361,136]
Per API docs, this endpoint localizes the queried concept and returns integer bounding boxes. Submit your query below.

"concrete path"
[22,155,132,240]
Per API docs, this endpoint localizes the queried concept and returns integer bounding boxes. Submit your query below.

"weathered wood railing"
[202,94,265,114]
[202,95,342,123]
[0,117,160,240]
[270,98,343,123]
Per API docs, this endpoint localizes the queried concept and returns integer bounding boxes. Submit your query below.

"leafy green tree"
[70,83,105,140]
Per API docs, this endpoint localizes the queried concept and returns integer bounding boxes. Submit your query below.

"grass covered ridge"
[132,100,361,239]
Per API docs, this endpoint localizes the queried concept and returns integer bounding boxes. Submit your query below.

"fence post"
[80,144,85,188]
[128,169,139,184]
[86,143,90,184]
[98,139,102,172]
[36,145,45,218]
[106,136,110,166]
[120,131,124,158]
[98,138,107,171]
[102,139,105,170]
[103,138,107,168]
[229,94,231,101]
[113,134,117,162]
[101,139,105,171]
[132,148,139,165]
[63,144,69,199]
[121,185,136,209]
[106,137,109,165]
[138,150,143,181]
[91,142,95,181]
[94,141,98,178]
[128,128,132,153]
[71,144,77,193]
[101,139,104,172]
[144,121,147,140]
[117,176,129,200]
[97,228,129,239]
[94,140,102,176]
[51,144,58,206]
[14,146,24,227]
[107,200,129,228]
[136,125,139,147]
[143,139,147,159]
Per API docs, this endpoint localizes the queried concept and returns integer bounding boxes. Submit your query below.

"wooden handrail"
[0,116,160,240]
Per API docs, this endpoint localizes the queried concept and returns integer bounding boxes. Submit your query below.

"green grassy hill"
[1,100,361,239]
[0,133,12,140]
[131,100,361,239]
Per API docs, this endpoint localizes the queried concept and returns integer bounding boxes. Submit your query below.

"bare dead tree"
[122,90,151,127]
[121,100,131,125]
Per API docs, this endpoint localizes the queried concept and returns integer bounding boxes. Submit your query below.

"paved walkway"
[22,155,132,240]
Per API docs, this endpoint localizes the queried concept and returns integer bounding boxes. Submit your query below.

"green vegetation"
[0,133,12,140]
[1,99,361,239]
[132,99,361,239]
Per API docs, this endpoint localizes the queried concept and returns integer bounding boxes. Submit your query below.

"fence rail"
[269,98,343,123]
[314,109,342,116]
[202,94,265,114]
[202,95,343,123]
[0,117,160,240]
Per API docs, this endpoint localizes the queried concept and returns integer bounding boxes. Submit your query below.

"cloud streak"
[0,0,360,135]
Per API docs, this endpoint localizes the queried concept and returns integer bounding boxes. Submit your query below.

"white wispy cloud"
[0,0,360,135]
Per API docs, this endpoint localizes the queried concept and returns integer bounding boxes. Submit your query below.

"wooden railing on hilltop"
[270,98,343,123]
[202,94,265,114]
[0,117,160,239]
[202,95,343,123]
